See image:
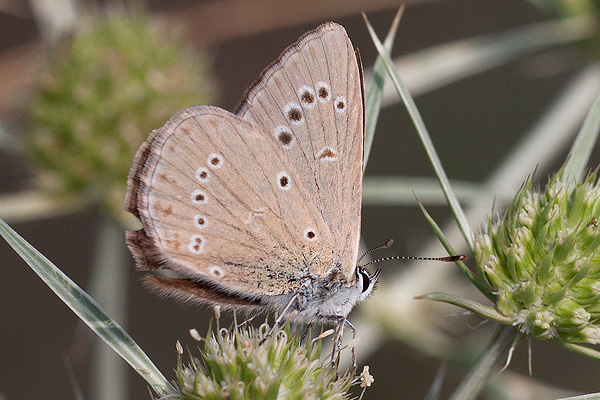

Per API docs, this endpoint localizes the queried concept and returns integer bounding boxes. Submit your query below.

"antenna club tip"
[385,239,394,248]
[438,255,467,262]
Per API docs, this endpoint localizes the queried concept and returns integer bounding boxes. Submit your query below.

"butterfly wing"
[235,23,364,278]
[125,106,335,299]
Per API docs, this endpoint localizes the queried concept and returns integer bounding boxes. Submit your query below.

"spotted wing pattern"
[236,23,364,277]
[125,106,334,297]
[125,23,364,303]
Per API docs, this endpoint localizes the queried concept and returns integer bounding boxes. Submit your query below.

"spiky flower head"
[173,323,361,400]
[27,8,215,219]
[475,170,600,344]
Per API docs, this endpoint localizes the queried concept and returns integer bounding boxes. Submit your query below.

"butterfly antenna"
[360,254,466,268]
[358,239,394,264]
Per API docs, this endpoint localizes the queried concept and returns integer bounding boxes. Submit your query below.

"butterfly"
[124,22,374,362]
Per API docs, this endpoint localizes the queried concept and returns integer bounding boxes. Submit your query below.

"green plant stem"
[449,326,520,400]
[89,217,129,400]
[419,292,511,323]
[363,7,402,171]
[556,341,600,362]
[424,362,447,400]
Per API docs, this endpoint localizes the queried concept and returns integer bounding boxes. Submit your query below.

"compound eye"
[360,270,371,293]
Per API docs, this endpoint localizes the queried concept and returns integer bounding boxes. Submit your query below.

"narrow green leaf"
[556,340,600,363]
[362,13,474,252]
[424,363,447,400]
[563,89,600,182]
[558,393,600,400]
[418,292,513,325]
[414,194,495,300]
[363,7,403,171]
[0,217,174,396]
[450,326,520,400]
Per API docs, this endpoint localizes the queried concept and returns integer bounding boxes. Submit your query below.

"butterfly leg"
[344,319,357,369]
[333,317,345,366]
[317,314,346,366]
[236,314,257,328]
[299,323,312,345]
[260,293,299,344]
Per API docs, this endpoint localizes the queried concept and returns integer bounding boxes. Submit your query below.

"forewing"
[236,23,364,277]
[125,106,334,297]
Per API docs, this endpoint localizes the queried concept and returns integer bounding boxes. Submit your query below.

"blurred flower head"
[27,8,215,220]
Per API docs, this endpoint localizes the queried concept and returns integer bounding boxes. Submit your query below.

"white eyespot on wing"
[209,265,225,279]
[334,95,346,113]
[297,85,316,109]
[191,189,207,205]
[207,153,224,169]
[283,102,304,126]
[276,171,292,190]
[189,235,205,254]
[315,82,331,102]
[317,146,339,162]
[193,214,207,229]
[272,125,295,149]
[195,167,210,182]
[304,227,318,242]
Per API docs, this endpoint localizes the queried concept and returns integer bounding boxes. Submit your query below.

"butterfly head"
[355,265,380,302]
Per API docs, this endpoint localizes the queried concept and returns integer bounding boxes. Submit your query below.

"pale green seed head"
[27,9,215,219]
[173,323,360,400]
[475,171,600,344]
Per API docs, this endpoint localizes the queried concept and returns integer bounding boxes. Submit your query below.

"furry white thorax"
[267,269,376,325]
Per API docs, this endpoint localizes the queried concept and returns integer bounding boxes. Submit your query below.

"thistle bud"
[475,171,600,344]
[175,323,359,399]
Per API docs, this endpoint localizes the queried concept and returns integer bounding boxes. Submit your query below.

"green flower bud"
[174,323,360,399]
[475,171,600,344]
[27,9,215,219]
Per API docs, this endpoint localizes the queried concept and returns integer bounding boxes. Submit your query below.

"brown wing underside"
[236,22,364,278]
[124,23,364,304]
[125,106,335,297]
